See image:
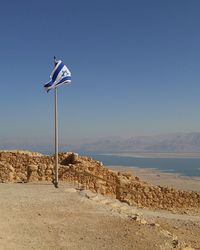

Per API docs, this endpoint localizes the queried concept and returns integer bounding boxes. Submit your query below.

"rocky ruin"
[0,150,200,211]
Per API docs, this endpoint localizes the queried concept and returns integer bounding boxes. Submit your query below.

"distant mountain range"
[62,132,200,153]
[1,132,200,153]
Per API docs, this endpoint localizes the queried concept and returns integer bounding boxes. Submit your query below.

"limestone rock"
[0,150,199,212]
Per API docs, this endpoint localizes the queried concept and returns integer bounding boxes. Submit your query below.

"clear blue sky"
[1,0,200,147]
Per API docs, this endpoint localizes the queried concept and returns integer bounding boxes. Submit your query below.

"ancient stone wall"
[0,150,200,211]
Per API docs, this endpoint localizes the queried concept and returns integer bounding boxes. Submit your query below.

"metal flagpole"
[54,57,59,188]
[43,56,71,188]
[54,87,59,188]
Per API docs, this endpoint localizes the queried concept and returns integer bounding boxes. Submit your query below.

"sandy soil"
[0,182,200,250]
[110,165,200,192]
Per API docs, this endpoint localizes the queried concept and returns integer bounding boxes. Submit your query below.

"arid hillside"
[0,150,200,213]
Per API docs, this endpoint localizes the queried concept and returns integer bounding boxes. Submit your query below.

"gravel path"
[0,183,199,250]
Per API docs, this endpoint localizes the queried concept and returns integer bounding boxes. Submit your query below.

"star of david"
[62,70,68,77]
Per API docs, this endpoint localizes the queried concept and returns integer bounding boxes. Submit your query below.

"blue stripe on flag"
[55,76,72,86]
[44,80,53,88]
[52,62,65,82]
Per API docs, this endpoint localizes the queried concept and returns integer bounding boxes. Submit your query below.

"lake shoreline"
[94,152,200,158]
[109,165,200,192]
[90,153,200,177]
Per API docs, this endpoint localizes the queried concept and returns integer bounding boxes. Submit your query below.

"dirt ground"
[0,182,199,250]
[110,165,200,192]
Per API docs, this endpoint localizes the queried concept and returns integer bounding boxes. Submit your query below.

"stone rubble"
[0,150,200,212]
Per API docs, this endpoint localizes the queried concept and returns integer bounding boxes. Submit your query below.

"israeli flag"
[44,59,72,92]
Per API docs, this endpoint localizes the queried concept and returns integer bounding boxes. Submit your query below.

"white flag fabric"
[44,59,72,92]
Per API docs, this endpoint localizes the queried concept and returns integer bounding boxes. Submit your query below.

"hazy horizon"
[1,1,200,147]
[1,132,200,154]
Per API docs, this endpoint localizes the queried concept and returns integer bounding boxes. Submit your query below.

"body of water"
[90,154,200,177]
[27,148,200,177]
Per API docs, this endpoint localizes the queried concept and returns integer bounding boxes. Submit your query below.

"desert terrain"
[110,166,200,192]
[0,182,199,250]
[0,151,200,250]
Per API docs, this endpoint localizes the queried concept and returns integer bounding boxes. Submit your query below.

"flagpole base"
[52,179,59,188]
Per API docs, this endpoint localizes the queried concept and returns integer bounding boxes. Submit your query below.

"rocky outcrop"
[0,150,200,211]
